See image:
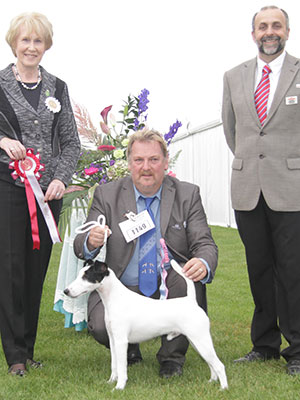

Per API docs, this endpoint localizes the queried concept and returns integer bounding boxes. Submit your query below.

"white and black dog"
[64,259,228,391]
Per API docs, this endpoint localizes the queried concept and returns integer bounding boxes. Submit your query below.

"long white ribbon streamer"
[26,169,61,244]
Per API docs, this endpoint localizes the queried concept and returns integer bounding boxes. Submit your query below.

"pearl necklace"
[13,64,42,90]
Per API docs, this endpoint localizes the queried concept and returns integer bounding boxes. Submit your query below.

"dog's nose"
[64,288,70,296]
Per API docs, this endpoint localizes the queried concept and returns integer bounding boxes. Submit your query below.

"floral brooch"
[45,96,61,113]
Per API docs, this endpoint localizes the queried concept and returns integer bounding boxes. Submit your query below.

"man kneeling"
[73,128,218,378]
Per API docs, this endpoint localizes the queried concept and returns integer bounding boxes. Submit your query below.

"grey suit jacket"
[222,53,300,211]
[74,175,218,283]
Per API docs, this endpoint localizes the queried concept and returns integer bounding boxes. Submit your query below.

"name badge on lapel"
[285,96,298,105]
[119,210,155,243]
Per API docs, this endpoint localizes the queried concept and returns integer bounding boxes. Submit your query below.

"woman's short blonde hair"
[6,12,53,56]
[126,127,168,160]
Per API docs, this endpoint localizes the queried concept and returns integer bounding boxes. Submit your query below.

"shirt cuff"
[199,258,211,284]
[83,232,100,259]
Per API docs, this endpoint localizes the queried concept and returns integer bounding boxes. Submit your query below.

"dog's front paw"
[108,373,117,384]
[208,372,218,382]
[114,380,127,390]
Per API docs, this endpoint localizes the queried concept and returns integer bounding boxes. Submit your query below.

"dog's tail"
[170,259,196,301]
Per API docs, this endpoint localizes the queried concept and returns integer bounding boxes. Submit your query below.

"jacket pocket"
[232,158,243,170]
[287,158,300,170]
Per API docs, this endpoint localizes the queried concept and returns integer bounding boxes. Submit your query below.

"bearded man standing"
[222,5,300,375]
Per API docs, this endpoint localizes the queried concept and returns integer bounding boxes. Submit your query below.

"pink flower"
[100,121,110,134]
[98,145,116,151]
[84,166,99,176]
[100,105,112,124]
[168,171,176,177]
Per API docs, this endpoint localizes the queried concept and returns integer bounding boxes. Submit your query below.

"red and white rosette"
[9,148,61,249]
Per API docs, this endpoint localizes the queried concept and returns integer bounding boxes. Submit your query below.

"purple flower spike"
[164,120,182,145]
[137,89,150,115]
[133,118,140,131]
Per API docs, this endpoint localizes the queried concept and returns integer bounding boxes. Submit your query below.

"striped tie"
[139,196,157,296]
[254,65,272,126]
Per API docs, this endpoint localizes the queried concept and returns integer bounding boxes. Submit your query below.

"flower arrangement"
[58,89,182,234]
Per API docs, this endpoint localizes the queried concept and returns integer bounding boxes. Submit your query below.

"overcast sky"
[1,0,299,135]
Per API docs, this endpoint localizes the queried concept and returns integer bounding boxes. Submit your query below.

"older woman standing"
[0,12,80,376]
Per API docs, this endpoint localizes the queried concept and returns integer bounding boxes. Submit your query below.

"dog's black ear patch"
[94,260,109,274]
[84,259,94,267]
[84,260,109,283]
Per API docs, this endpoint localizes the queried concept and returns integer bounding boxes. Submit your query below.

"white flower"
[45,97,61,113]
[107,159,129,180]
[113,149,125,159]
[121,138,129,147]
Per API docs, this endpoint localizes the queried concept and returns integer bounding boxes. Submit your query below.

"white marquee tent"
[169,121,236,228]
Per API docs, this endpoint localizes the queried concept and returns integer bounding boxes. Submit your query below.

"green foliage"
[0,226,298,399]
[168,149,182,169]
[119,94,146,133]
[58,190,89,236]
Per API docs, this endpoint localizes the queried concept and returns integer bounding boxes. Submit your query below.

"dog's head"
[64,260,109,298]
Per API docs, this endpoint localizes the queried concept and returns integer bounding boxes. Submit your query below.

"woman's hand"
[0,137,26,160]
[44,179,65,202]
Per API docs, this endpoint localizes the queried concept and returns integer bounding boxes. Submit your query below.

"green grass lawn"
[1,226,299,400]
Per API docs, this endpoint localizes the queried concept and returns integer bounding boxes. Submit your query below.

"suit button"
[260,131,266,136]
[34,120,39,125]
[259,154,265,159]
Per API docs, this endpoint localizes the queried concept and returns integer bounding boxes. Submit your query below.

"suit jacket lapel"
[160,176,175,237]
[120,177,138,216]
[118,178,139,258]
[37,67,57,114]
[242,58,261,127]
[1,64,36,115]
[265,53,300,125]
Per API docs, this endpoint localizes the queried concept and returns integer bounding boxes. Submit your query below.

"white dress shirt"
[255,51,286,112]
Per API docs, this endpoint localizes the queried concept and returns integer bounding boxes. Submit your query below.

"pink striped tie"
[254,65,272,126]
